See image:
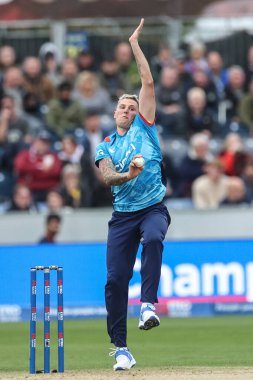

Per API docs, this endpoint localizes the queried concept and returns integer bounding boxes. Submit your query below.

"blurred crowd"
[0,39,253,213]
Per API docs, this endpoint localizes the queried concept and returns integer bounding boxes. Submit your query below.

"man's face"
[48,219,61,235]
[114,98,138,131]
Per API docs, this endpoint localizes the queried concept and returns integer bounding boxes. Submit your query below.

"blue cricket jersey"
[95,113,166,212]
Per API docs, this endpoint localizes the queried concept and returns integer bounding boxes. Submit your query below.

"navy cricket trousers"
[105,202,171,347]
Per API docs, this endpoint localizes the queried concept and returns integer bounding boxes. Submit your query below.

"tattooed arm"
[99,156,144,186]
[129,18,155,124]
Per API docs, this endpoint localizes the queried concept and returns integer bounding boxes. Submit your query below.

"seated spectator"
[60,163,92,208]
[0,109,20,200]
[192,159,229,209]
[0,45,16,78]
[5,184,38,212]
[174,50,193,95]
[99,56,127,103]
[3,66,24,107]
[58,134,84,167]
[207,51,228,100]
[178,133,213,197]
[77,49,97,72]
[221,176,249,206]
[73,71,113,115]
[39,42,61,86]
[44,189,64,213]
[60,57,78,87]
[22,56,56,104]
[14,130,62,202]
[46,81,85,138]
[192,68,219,113]
[0,94,31,144]
[242,158,253,203]
[238,79,253,135]
[223,66,246,122]
[150,43,175,82]
[218,133,250,176]
[184,41,209,75]
[155,66,185,137]
[38,213,62,244]
[78,110,109,158]
[21,92,45,141]
[184,87,217,137]
[114,41,140,92]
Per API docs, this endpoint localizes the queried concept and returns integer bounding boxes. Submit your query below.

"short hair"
[46,213,61,224]
[62,163,81,178]
[190,133,209,148]
[118,94,139,106]
[187,87,206,102]
[57,81,72,92]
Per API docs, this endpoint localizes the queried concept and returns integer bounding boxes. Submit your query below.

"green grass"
[0,316,253,372]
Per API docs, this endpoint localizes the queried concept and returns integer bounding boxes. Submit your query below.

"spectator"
[0,45,16,77]
[178,133,213,197]
[3,66,24,107]
[223,66,245,122]
[150,43,175,82]
[0,106,20,201]
[73,71,113,115]
[185,41,209,75]
[5,184,38,212]
[218,133,250,176]
[174,50,193,95]
[14,130,62,202]
[45,189,64,213]
[238,79,253,135]
[38,213,62,244]
[58,134,84,166]
[192,159,229,209]
[39,42,61,86]
[21,92,45,140]
[114,41,140,92]
[155,66,185,137]
[77,49,97,72]
[221,176,249,206]
[46,81,85,138]
[60,57,78,87]
[0,94,32,144]
[184,87,216,137]
[99,56,127,103]
[207,51,228,100]
[60,163,92,208]
[242,158,253,203]
[192,68,219,113]
[78,111,109,158]
[22,56,56,104]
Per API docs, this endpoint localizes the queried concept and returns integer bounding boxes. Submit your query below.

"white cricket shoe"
[138,302,160,330]
[109,347,136,371]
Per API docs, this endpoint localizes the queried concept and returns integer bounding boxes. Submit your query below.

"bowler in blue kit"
[95,18,171,371]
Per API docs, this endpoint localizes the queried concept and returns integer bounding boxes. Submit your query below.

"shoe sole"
[114,362,136,371]
[139,316,160,330]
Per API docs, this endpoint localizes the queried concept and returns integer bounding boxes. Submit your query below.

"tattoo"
[99,158,130,186]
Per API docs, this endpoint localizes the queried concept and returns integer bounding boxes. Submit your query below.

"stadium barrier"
[0,239,253,322]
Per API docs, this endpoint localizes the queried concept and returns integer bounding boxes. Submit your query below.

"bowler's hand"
[129,18,144,44]
[127,154,144,180]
